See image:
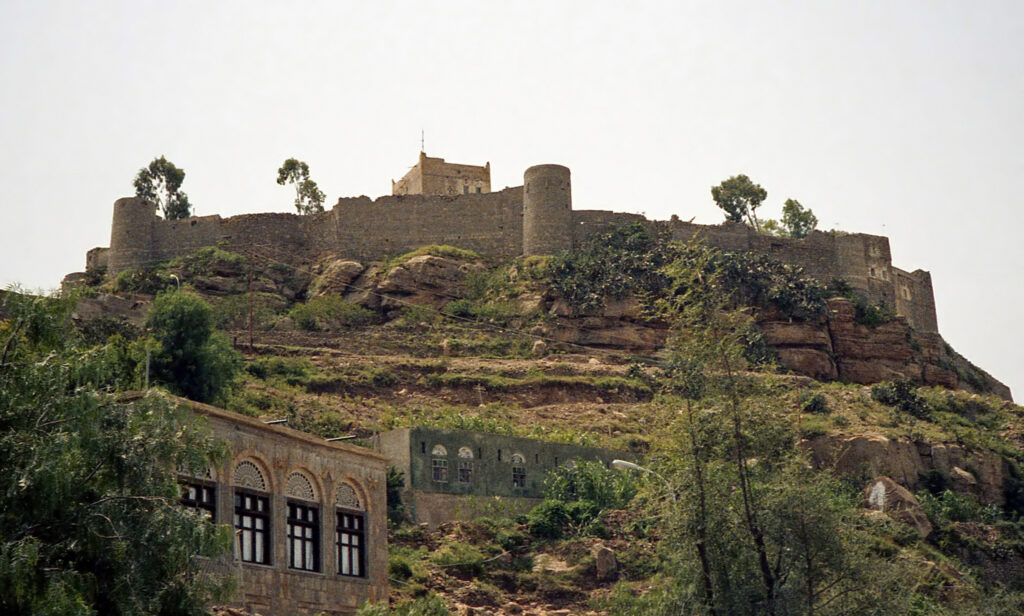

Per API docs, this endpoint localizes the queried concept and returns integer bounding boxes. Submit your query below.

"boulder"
[531,340,548,357]
[378,255,484,309]
[591,544,617,581]
[309,259,364,297]
[805,434,1008,506]
[864,476,933,538]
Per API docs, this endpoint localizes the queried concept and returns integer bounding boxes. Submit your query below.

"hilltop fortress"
[88,154,938,332]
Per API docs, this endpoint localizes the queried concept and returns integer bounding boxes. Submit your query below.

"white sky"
[1,1,1021,398]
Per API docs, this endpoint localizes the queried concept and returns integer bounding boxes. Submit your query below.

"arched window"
[285,471,319,572]
[233,460,270,565]
[457,447,473,483]
[285,471,317,502]
[233,460,267,491]
[431,445,448,483]
[336,480,366,578]
[511,453,526,488]
[336,481,364,510]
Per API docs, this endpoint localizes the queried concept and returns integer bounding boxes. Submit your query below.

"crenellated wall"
[95,164,940,332]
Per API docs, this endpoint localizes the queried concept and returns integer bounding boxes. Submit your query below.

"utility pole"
[248,253,255,350]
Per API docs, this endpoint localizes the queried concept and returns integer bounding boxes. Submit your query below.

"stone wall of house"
[183,398,388,616]
[379,427,630,526]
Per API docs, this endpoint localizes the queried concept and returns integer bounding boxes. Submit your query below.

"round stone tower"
[108,197,156,274]
[523,164,572,256]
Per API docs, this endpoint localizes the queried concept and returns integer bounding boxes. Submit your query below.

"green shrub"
[871,380,930,419]
[429,541,486,579]
[526,500,570,538]
[800,391,830,415]
[289,296,374,331]
[77,315,141,345]
[211,293,283,330]
[387,245,481,270]
[113,266,176,294]
[550,222,675,314]
[543,459,637,510]
[357,594,450,616]
[442,299,475,318]
[387,467,408,526]
[171,246,246,277]
[245,356,316,381]
[919,489,1000,525]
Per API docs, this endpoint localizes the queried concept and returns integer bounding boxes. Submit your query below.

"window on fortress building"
[458,447,473,483]
[903,287,912,300]
[511,453,527,488]
[476,187,482,193]
[337,511,365,577]
[180,481,216,521]
[431,445,448,483]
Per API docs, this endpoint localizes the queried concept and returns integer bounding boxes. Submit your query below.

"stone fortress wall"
[91,162,939,333]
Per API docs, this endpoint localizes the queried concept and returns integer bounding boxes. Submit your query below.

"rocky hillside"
[59,234,1024,614]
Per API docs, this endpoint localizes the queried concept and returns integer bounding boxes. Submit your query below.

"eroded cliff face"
[804,433,1010,506]
[759,298,1011,401]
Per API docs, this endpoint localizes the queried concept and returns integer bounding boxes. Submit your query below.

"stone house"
[379,427,631,527]
[172,396,388,616]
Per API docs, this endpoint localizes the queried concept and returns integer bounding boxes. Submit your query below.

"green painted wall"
[380,427,632,500]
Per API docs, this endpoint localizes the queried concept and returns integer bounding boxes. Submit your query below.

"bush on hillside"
[871,379,930,419]
[289,296,374,331]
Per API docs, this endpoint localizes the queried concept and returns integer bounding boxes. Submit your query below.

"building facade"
[391,152,491,196]
[176,397,388,616]
[379,427,631,527]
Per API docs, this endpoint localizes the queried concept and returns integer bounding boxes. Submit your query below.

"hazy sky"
[1,1,1021,397]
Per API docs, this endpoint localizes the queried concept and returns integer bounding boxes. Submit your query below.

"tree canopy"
[0,290,233,615]
[711,174,767,229]
[277,158,326,215]
[780,198,818,238]
[134,156,192,220]
[146,291,241,404]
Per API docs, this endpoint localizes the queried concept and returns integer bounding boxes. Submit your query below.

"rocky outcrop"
[864,476,933,537]
[374,255,484,311]
[804,433,1009,505]
[309,259,364,297]
[759,298,1011,400]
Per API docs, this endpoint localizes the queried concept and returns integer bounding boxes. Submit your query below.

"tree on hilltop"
[711,174,767,229]
[277,158,326,215]
[780,198,818,238]
[134,156,192,220]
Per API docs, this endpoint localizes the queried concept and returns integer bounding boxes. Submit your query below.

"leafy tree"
[134,156,192,220]
[277,158,326,214]
[642,257,913,616]
[147,291,241,404]
[0,290,233,615]
[780,199,818,239]
[548,222,677,313]
[711,174,767,229]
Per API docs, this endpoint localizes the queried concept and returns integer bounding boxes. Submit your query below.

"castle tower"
[108,197,157,274]
[523,164,572,255]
